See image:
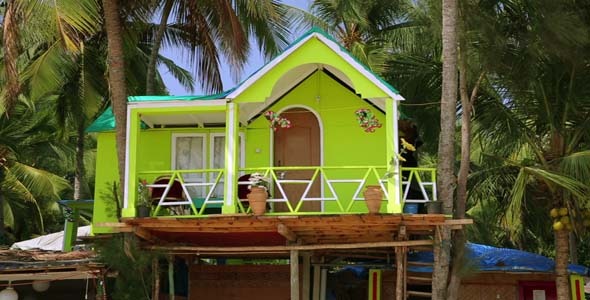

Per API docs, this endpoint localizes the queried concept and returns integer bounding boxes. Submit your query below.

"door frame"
[270,105,325,211]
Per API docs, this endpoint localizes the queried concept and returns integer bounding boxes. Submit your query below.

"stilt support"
[291,249,300,300]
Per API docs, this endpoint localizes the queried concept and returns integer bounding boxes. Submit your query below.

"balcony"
[137,166,437,218]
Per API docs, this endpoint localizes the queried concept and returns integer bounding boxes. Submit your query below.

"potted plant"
[247,173,270,215]
[363,185,383,214]
[364,138,417,214]
[137,179,151,217]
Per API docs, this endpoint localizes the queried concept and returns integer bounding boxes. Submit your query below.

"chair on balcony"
[237,174,252,212]
[150,176,186,215]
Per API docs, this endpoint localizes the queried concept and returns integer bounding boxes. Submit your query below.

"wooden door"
[273,108,321,212]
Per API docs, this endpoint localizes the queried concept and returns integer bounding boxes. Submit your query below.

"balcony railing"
[136,166,436,217]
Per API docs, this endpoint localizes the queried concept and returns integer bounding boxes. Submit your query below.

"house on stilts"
[84,28,471,299]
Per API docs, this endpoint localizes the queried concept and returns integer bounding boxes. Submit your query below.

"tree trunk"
[433,0,458,299]
[448,48,484,300]
[146,0,174,95]
[550,131,569,300]
[0,192,5,244]
[3,0,21,115]
[555,229,570,300]
[73,120,86,201]
[102,0,128,193]
[433,226,451,300]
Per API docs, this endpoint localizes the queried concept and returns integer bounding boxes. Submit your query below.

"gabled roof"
[87,27,403,132]
[227,27,402,101]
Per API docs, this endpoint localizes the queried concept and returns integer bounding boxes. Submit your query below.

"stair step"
[407,276,432,282]
[407,290,432,298]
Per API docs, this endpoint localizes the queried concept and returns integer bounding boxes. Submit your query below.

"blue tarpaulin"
[408,242,589,275]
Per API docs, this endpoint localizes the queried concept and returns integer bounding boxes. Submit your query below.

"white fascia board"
[243,66,318,122]
[313,34,405,101]
[227,32,404,102]
[226,35,316,99]
[127,99,228,109]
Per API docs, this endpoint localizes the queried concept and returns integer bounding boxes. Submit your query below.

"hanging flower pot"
[363,185,383,214]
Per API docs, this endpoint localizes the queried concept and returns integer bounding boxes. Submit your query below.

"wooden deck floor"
[115,214,471,256]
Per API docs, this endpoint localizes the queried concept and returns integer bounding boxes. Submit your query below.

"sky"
[159,0,312,96]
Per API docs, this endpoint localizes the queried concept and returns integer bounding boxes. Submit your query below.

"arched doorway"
[273,107,321,212]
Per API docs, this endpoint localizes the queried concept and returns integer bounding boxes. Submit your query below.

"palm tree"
[430,0,458,299]
[0,99,71,243]
[303,0,412,73]
[145,0,293,95]
[101,0,129,192]
[467,1,590,298]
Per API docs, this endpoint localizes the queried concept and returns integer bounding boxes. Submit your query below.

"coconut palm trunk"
[550,131,570,300]
[433,0,458,299]
[102,0,128,192]
[2,0,20,115]
[74,121,86,201]
[145,0,174,95]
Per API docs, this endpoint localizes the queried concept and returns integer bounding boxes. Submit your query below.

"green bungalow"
[85,28,462,300]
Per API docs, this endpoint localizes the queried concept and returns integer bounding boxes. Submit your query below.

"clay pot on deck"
[247,187,268,215]
[363,185,383,214]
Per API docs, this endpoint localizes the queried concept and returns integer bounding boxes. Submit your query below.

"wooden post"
[320,268,327,300]
[62,208,79,252]
[302,254,311,300]
[395,247,405,300]
[153,258,160,300]
[312,265,321,300]
[168,256,175,300]
[291,249,300,300]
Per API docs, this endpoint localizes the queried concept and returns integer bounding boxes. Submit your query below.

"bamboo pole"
[312,265,321,300]
[396,248,404,300]
[149,240,432,252]
[302,254,311,300]
[152,258,160,300]
[168,256,175,300]
[291,250,300,300]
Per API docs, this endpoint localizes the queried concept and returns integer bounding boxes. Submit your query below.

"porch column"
[62,207,79,252]
[223,102,239,213]
[122,108,141,217]
[386,97,402,213]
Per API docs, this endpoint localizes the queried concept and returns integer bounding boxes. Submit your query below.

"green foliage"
[94,234,161,300]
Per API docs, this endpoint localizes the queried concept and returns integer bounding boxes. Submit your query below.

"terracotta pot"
[247,187,268,216]
[363,185,383,214]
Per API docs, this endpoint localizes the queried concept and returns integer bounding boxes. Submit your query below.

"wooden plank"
[291,250,300,300]
[407,290,433,297]
[134,227,158,243]
[278,223,298,242]
[149,240,433,252]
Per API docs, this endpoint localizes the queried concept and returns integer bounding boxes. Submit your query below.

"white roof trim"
[227,34,316,99]
[128,99,228,108]
[226,32,404,101]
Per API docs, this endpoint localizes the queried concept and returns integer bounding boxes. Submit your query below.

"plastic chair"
[150,176,186,215]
